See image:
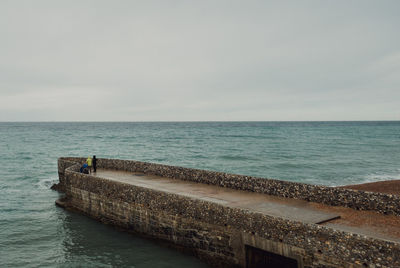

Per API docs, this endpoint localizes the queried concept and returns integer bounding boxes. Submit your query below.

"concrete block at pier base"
[55,199,66,208]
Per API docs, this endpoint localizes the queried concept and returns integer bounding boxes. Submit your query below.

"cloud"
[0,0,399,121]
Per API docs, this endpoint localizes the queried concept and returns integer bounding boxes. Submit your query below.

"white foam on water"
[335,170,400,187]
[35,177,58,190]
[340,172,400,186]
[362,173,400,183]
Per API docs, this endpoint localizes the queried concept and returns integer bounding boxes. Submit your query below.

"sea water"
[1,121,399,267]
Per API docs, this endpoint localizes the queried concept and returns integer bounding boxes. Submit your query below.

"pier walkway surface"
[93,169,400,243]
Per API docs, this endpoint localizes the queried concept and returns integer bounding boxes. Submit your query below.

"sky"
[0,0,399,121]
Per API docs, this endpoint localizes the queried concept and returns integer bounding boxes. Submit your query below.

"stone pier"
[55,157,400,268]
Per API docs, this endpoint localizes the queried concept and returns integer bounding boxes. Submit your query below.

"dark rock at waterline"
[51,183,64,192]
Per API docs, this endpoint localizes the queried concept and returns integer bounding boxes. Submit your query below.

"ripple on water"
[1,121,399,267]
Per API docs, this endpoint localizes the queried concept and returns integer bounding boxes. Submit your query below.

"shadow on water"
[57,209,210,268]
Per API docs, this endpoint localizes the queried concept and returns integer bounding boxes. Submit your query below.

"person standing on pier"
[92,155,97,173]
[86,156,92,173]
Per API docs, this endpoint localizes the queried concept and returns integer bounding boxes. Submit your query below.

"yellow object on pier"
[87,157,92,166]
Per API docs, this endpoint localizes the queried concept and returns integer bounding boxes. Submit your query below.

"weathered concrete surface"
[58,157,400,216]
[94,169,340,225]
[56,157,400,268]
[94,169,400,243]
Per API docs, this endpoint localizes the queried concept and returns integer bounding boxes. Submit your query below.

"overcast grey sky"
[0,1,399,121]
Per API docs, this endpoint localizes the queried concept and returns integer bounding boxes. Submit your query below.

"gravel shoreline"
[342,180,400,195]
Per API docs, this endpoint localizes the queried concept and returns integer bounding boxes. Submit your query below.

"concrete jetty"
[94,169,341,225]
[55,157,400,268]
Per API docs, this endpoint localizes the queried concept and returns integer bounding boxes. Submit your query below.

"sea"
[1,121,399,267]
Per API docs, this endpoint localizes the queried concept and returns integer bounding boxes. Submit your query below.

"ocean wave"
[218,155,256,161]
[35,177,58,190]
[335,172,400,186]
[86,135,103,139]
[362,173,400,183]
[218,134,278,140]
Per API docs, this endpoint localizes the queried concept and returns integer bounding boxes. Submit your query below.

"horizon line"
[0,120,399,123]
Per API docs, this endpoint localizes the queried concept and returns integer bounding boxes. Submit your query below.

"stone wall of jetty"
[60,157,400,216]
[57,157,400,267]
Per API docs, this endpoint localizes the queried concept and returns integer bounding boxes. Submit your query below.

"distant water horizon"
[1,121,399,267]
[1,120,399,123]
